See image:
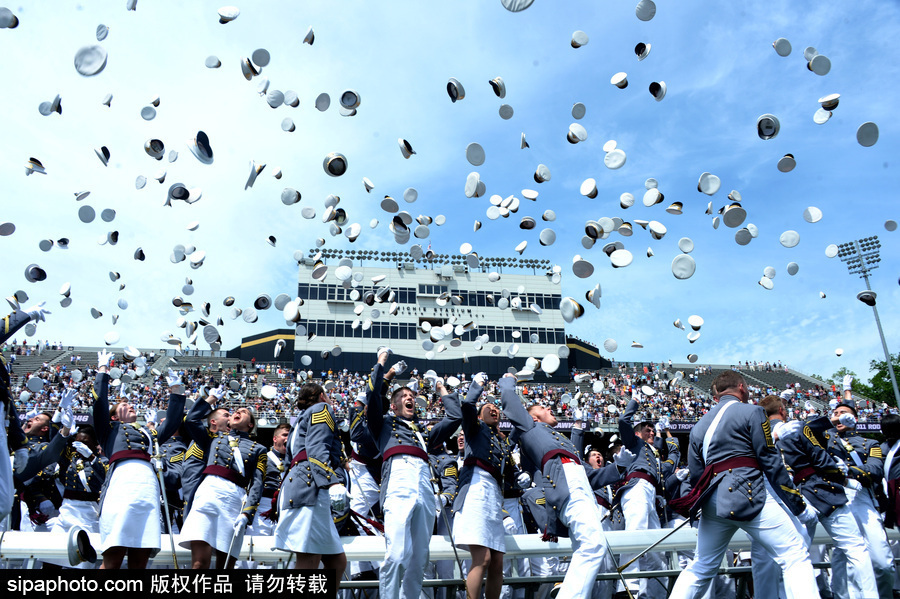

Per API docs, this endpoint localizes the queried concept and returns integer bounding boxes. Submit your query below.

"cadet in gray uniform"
[275,383,347,579]
[616,399,676,599]
[366,348,461,599]
[827,398,895,599]
[254,422,288,535]
[499,373,608,599]
[180,386,267,569]
[181,406,230,518]
[452,375,508,599]
[668,371,818,599]
[94,358,186,569]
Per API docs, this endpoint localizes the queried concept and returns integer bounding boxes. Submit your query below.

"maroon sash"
[669,456,760,518]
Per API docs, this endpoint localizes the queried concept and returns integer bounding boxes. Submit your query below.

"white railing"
[2,527,897,567]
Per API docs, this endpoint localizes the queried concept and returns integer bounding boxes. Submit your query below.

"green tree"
[866,352,900,408]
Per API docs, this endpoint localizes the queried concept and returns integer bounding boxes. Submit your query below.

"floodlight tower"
[837,235,900,405]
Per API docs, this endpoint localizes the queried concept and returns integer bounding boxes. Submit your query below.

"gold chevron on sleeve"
[311,408,335,431]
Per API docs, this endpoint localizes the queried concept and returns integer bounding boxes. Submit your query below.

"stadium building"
[232,248,609,381]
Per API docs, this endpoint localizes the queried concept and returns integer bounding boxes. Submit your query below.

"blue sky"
[0,0,897,385]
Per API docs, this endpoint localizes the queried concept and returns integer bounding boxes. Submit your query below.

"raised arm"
[91,362,111,447]
[618,398,641,452]
[155,370,186,445]
[460,379,483,437]
[498,375,534,435]
[184,394,214,453]
[365,357,389,439]
[429,388,464,451]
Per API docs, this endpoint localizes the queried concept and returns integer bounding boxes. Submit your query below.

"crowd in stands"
[4,342,889,427]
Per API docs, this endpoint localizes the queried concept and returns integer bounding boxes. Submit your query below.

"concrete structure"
[234,249,607,382]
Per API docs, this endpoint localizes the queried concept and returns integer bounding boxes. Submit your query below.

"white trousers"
[349,461,382,578]
[669,483,818,599]
[381,455,436,599]
[620,478,665,599]
[556,462,608,599]
[832,482,895,599]
[809,504,879,599]
[501,497,529,599]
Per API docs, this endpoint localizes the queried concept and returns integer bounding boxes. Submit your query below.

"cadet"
[668,371,818,599]
[274,383,347,580]
[180,385,267,569]
[499,373,608,599]
[94,359,186,569]
[366,348,461,599]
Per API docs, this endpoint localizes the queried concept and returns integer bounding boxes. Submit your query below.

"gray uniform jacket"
[777,419,847,517]
[452,381,508,512]
[263,449,286,497]
[365,361,462,508]
[185,400,267,523]
[570,426,621,504]
[180,440,206,515]
[349,403,381,482]
[499,376,581,539]
[685,394,806,520]
[826,428,884,490]
[56,443,108,499]
[617,399,669,498]
[93,372,185,513]
[279,402,344,510]
[432,452,459,504]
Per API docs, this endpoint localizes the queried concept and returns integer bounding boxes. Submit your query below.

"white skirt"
[50,498,100,534]
[47,499,100,568]
[179,474,246,557]
[275,488,343,555]
[99,459,161,552]
[452,467,506,552]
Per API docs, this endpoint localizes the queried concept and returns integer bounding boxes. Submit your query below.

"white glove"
[440,494,451,509]
[392,360,407,375]
[97,350,113,368]
[145,409,157,427]
[166,368,185,394]
[614,447,636,469]
[842,375,853,391]
[209,385,225,400]
[798,503,818,525]
[778,420,803,441]
[517,471,532,489]
[675,468,690,481]
[25,408,40,420]
[839,413,857,428]
[472,372,487,387]
[329,484,349,513]
[52,409,63,424]
[233,513,249,533]
[25,302,50,322]
[654,422,663,435]
[659,415,670,429]
[60,388,77,410]
[72,441,93,458]
[834,458,849,476]
[60,407,75,429]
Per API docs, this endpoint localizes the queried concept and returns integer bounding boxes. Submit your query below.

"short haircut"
[711,371,745,396]
[881,413,900,442]
[208,407,229,426]
[74,424,98,448]
[634,421,653,434]
[527,405,542,416]
[296,383,325,411]
[273,423,291,436]
[759,395,783,417]
[390,386,414,406]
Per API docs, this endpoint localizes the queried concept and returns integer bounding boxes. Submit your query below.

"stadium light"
[839,235,900,405]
